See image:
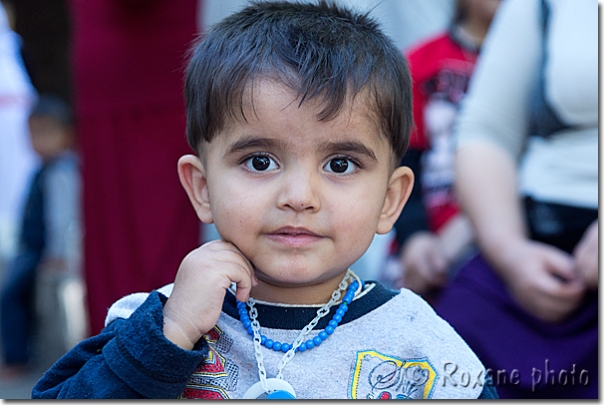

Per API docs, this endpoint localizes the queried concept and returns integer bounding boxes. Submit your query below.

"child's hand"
[399,232,448,295]
[162,240,258,350]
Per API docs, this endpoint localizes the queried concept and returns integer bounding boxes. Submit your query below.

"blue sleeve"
[31,291,209,399]
[477,375,499,399]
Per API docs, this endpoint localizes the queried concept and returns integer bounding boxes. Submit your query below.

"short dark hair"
[184,0,412,162]
[29,94,73,128]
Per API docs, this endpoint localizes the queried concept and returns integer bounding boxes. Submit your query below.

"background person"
[0,1,38,277]
[0,95,80,378]
[434,0,597,398]
[391,0,502,297]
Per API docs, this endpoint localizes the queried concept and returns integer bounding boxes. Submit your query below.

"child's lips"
[266,227,324,247]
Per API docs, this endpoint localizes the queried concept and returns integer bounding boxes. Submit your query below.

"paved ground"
[0,317,69,400]
[0,264,87,399]
[0,368,45,399]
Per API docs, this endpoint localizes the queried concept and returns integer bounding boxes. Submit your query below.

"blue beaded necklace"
[236,278,361,353]
[236,270,364,399]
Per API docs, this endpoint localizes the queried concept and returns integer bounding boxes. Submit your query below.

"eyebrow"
[318,140,377,161]
[225,136,287,155]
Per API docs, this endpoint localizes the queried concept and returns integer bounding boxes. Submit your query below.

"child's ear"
[376,165,414,235]
[177,154,214,224]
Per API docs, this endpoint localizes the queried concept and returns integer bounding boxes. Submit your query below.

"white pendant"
[242,378,297,399]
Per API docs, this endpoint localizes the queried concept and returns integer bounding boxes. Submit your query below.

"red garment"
[70,0,201,334]
[405,31,478,231]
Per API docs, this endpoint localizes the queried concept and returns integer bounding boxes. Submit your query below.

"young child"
[392,0,501,297]
[1,94,80,377]
[32,1,496,399]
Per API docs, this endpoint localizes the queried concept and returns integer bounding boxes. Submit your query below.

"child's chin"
[254,264,345,286]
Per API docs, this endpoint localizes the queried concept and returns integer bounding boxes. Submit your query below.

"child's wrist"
[162,315,200,351]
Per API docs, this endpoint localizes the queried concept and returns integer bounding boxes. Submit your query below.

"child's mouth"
[266,227,324,247]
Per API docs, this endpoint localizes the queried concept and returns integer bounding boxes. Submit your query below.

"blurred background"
[0,0,599,399]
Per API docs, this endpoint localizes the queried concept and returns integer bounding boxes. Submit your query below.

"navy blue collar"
[222,281,398,330]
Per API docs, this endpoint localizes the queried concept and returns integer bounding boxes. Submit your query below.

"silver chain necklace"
[241,270,358,399]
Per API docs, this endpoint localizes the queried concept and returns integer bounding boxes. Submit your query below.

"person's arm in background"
[456,143,584,323]
[453,0,585,323]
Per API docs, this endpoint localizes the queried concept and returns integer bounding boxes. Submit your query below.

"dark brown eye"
[329,158,349,173]
[252,156,270,170]
[246,155,276,171]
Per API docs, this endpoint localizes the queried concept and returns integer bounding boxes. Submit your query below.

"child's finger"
[233,266,253,302]
[217,239,258,286]
[204,240,258,297]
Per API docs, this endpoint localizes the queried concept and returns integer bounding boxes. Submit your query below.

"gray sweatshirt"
[105,281,490,399]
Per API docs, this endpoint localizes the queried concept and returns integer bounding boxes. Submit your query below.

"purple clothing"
[435,253,597,399]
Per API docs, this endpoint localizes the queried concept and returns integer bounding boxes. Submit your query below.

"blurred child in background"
[0,95,80,378]
[391,0,501,298]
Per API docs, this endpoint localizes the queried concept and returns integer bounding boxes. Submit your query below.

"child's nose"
[276,168,321,213]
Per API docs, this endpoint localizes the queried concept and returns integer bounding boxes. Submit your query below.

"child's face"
[28,116,72,161]
[461,0,501,27]
[180,80,412,301]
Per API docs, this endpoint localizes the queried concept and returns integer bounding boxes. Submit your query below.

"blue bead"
[273,342,282,351]
[328,320,338,328]
[306,339,315,349]
[247,326,254,335]
[325,325,335,335]
[281,343,291,352]
[340,302,348,311]
[333,314,342,323]
[313,336,322,346]
[243,319,251,328]
[336,308,345,317]
[237,301,246,309]
[350,280,359,289]
[299,342,307,352]
[267,390,296,399]
[261,335,267,344]
[319,331,328,340]
[265,339,274,349]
